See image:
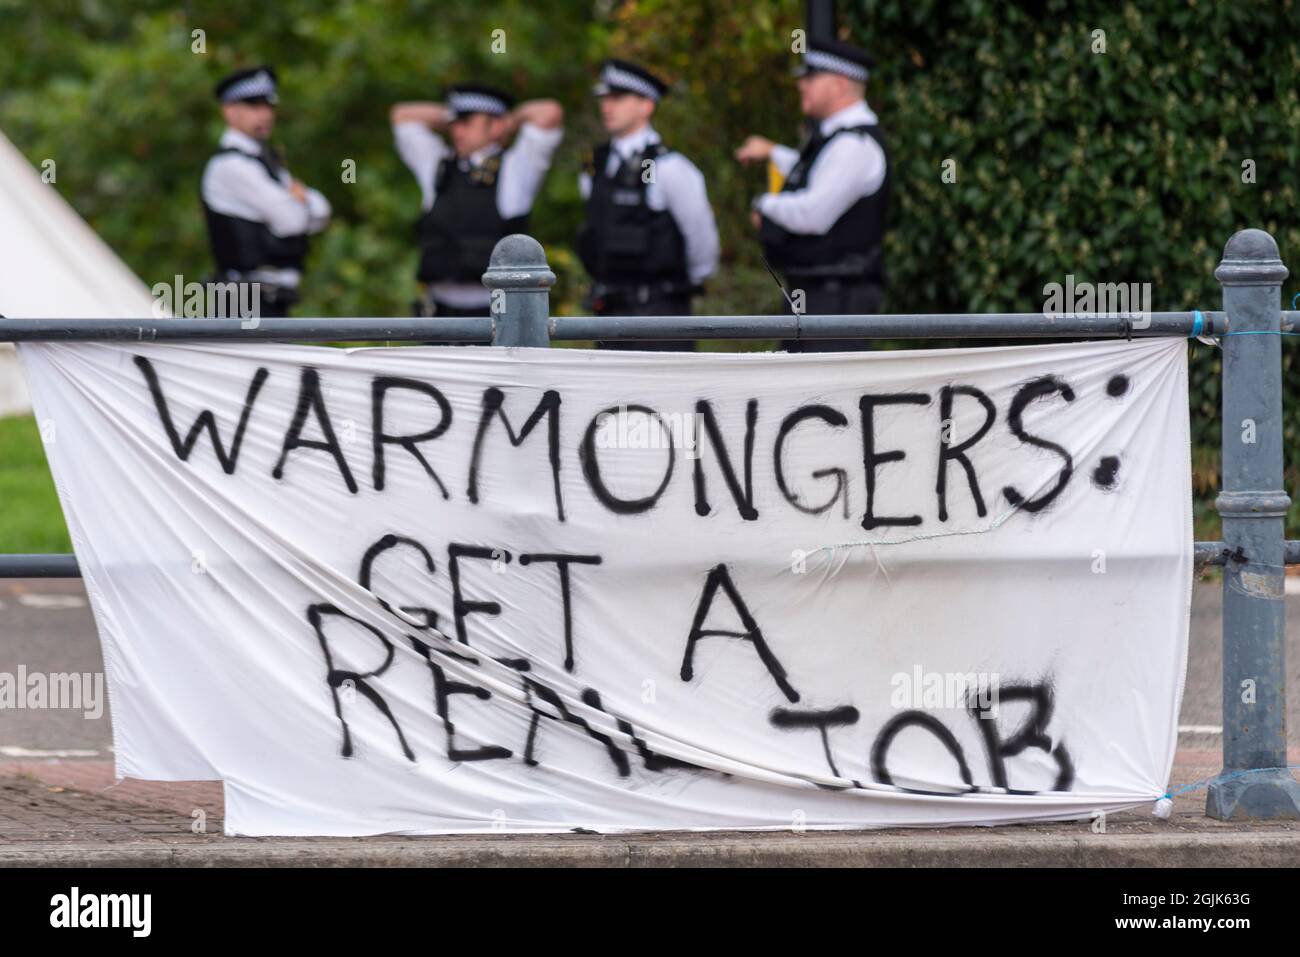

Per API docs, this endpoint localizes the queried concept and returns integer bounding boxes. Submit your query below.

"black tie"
[259,142,283,178]
[800,122,826,159]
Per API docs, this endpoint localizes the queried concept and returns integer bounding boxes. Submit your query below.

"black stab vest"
[416,153,527,284]
[760,123,889,281]
[577,142,689,285]
[202,148,310,274]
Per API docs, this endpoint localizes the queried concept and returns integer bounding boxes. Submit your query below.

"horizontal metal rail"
[551,311,1225,341]
[0,318,494,342]
[1,555,79,577]
[0,310,1225,343]
[4,541,1296,580]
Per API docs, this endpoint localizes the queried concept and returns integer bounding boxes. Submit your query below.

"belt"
[211,271,301,304]
[782,252,883,281]
[791,276,883,292]
[586,280,701,311]
[413,286,491,318]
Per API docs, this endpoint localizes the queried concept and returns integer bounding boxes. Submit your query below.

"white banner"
[18,338,1191,835]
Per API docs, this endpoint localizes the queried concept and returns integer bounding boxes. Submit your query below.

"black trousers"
[260,301,291,319]
[430,302,491,318]
[210,282,292,319]
[781,279,885,353]
[594,295,695,352]
[420,300,490,345]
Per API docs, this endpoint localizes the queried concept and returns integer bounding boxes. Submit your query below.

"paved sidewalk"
[2,750,1297,867]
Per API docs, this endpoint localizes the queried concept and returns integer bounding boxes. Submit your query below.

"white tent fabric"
[0,130,160,417]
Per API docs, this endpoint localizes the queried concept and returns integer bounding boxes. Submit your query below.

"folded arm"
[756,134,885,234]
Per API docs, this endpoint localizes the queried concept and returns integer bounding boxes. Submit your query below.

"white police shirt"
[200,128,332,288]
[756,100,886,235]
[577,124,719,286]
[394,121,563,309]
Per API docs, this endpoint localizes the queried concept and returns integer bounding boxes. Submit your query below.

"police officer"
[201,66,331,318]
[736,38,887,352]
[391,86,563,318]
[577,59,719,351]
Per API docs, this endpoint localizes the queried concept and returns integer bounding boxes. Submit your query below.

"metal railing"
[2,230,1298,821]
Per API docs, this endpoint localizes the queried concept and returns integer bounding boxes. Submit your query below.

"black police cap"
[592,58,669,101]
[444,84,516,119]
[214,65,279,105]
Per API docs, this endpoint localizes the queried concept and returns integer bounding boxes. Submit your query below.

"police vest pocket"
[604,224,651,256]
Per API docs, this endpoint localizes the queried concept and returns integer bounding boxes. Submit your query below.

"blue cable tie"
[1160,764,1300,801]
[1188,310,1300,339]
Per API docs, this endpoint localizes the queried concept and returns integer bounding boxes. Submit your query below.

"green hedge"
[845,0,1300,534]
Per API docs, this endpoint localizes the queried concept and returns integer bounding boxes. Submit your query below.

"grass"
[0,415,72,553]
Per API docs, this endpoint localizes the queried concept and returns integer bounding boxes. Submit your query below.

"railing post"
[482,233,554,347]
[1208,228,1300,819]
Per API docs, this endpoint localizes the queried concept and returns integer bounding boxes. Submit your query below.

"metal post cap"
[482,234,557,290]
[1215,229,1288,285]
